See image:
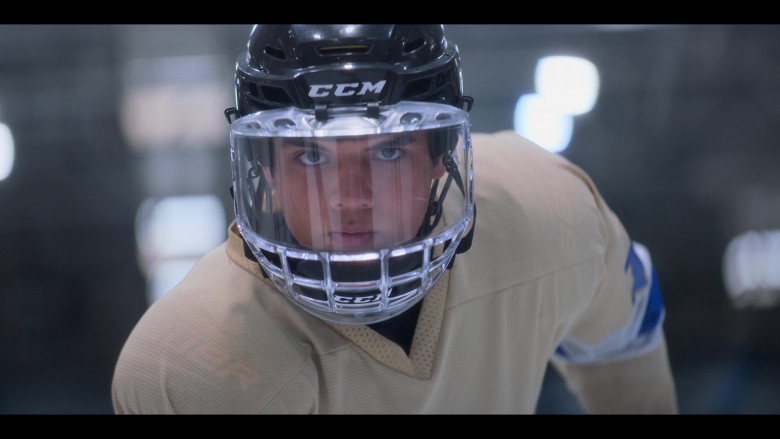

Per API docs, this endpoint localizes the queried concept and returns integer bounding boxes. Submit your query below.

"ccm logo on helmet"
[308,80,386,98]
[334,294,381,304]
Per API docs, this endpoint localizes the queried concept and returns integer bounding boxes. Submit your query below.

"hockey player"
[112,24,678,414]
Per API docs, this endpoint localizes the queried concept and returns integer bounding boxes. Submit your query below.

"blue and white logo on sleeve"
[553,242,666,364]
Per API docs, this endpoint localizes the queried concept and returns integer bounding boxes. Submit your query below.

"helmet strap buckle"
[224,107,240,124]
[365,101,380,118]
[315,103,329,121]
[457,96,474,112]
[314,101,382,121]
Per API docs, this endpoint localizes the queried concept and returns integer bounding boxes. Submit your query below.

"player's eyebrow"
[278,138,319,149]
[368,134,415,150]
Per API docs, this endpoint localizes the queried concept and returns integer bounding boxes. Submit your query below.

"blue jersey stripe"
[553,242,666,364]
[625,242,648,303]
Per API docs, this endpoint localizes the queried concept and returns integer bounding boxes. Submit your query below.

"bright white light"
[513,55,599,153]
[0,123,15,181]
[723,229,780,308]
[120,55,232,151]
[121,82,229,150]
[513,93,573,153]
[535,56,600,116]
[135,194,227,304]
[136,194,226,262]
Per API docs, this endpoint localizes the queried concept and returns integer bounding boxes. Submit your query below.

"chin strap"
[447,205,476,269]
[421,151,466,234]
[420,150,476,270]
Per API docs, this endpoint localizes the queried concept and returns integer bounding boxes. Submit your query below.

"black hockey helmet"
[229,24,473,119]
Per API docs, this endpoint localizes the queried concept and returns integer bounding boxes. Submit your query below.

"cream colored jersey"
[112,130,677,414]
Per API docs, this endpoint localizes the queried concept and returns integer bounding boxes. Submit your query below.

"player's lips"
[329,229,376,248]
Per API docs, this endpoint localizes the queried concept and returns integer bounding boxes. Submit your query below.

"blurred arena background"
[0,24,778,414]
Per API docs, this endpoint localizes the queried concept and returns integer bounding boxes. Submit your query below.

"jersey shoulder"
[465,130,615,286]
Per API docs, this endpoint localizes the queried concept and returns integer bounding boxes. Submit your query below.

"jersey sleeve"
[553,241,666,364]
[548,168,678,413]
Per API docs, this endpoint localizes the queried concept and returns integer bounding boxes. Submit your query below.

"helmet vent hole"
[260,85,293,106]
[403,38,425,54]
[317,44,371,56]
[264,45,286,60]
[401,77,432,100]
[435,72,448,87]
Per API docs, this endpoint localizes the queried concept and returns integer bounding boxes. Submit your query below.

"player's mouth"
[329,229,376,249]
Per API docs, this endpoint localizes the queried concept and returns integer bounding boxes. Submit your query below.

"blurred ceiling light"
[722,229,780,309]
[0,123,13,181]
[534,55,600,116]
[514,55,599,154]
[120,55,232,151]
[513,93,573,153]
[135,194,227,304]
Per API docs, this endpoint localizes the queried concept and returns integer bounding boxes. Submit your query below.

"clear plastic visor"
[230,101,472,254]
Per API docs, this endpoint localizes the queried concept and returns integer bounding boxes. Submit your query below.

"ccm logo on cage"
[308,80,386,98]
[334,294,381,304]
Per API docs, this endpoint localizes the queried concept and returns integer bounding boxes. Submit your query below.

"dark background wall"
[0,24,778,414]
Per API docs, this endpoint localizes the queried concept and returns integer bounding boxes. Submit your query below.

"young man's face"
[265,131,446,252]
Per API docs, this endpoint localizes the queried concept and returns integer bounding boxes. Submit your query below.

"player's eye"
[297,148,327,165]
[375,147,402,161]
